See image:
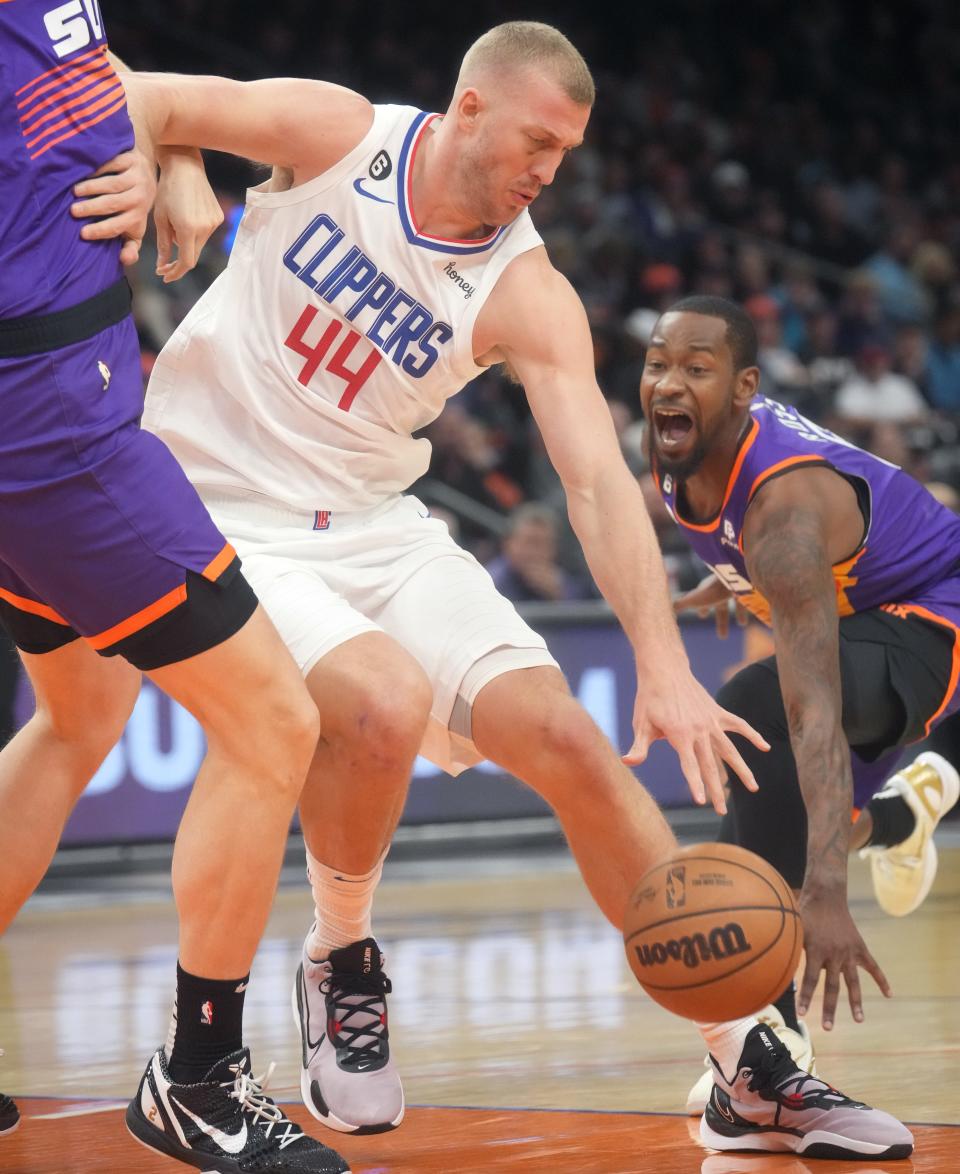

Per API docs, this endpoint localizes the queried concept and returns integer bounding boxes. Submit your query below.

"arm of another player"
[742,472,891,1029]
[484,250,768,811]
[118,70,373,180]
[70,52,218,275]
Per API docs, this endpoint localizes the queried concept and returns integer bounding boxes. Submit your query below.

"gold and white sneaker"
[686,1004,815,1116]
[861,752,960,918]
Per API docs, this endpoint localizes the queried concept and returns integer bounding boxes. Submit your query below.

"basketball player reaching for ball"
[640,297,960,1115]
[120,22,912,1158]
[0,6,349,1171]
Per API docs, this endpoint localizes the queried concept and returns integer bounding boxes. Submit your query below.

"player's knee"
[347,660,432,763]
[37,659,140,755]
[262,686,322,779]
[537,695,607,774]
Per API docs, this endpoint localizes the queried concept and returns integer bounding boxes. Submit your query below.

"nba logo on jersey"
[313,510,331,531]
[200,1000,214,1026]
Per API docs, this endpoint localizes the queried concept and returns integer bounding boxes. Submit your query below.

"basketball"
[623,842,802,1021]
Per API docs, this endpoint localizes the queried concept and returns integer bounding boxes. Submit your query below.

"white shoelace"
[225,1059,300,1149]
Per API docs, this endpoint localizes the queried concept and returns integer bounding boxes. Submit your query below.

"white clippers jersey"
[143,104,543,511]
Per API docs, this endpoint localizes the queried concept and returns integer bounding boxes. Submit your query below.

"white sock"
[696,1017,757,1084]
[305,847,384,962]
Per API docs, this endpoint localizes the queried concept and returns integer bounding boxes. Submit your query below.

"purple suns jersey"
[0,0,133,317]
[655,395,960,645]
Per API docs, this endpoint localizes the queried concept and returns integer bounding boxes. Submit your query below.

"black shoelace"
[322,969,393,1066]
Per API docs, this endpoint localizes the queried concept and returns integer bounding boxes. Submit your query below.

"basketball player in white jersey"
[120,23,912,1159]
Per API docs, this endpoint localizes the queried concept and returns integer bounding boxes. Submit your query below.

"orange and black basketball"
[623,842,802,1021]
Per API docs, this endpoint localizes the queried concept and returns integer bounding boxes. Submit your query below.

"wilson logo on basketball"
[633,922,752,970]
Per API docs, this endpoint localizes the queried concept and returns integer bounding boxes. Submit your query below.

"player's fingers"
[797,956,820,1018]
[118,238,141,267]
[677,743,707,807]
[821,963,841,1031]
[175,233,200,274]
[622,730,651,766]
[88,150,137,178]
[713,731,758,793]
[695,739,726,814]
[155,221,173,271]
[845,965,865,1024]
[861,949,892,999]
[73,172,131,200]
[718,709,770,753]
[735,601,750,627]
[161,257,190,283]
[79,215,136,241]
[715,602,729,640]
[71,194,130,220]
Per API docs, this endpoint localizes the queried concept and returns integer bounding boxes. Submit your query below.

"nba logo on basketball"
[200,1000,214,1026]
[665,865,686,909]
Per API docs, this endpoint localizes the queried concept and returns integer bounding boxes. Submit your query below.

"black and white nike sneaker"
[292,936,404,1134]
[700,1024,913,1159]
[0,1092,19,1137]
[0,1049,20,1138]
[126,1046,349,1172]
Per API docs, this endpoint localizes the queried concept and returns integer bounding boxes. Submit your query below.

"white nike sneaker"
[861,751,960,917]
[686,1004,815,1116]
[126,1046,349,1173]
[700,1023,913,1159]
[292,936,404,1134]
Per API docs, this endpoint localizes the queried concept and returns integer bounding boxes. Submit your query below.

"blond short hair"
[456,21,595,107]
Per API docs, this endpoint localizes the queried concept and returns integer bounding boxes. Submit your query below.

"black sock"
[864,790,916,848]
[773,982,801,1034]
[167,962,248,1084]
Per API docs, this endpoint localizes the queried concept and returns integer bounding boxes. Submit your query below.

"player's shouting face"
[640,311,758,481]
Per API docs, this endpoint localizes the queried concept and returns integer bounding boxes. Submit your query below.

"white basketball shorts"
[203,490,558,774]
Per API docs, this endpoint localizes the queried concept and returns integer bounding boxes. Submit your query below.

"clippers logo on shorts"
[313,510,331,531]
[200,1000,214,1026]
[665,865,686,909]
[633,922,752,971]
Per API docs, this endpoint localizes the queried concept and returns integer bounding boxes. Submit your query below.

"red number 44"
[283,305,382,412]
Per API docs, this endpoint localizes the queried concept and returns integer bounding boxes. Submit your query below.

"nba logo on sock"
[200,1000,214,1026]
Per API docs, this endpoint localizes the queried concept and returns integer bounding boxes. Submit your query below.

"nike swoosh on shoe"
[170,1095,248,1155]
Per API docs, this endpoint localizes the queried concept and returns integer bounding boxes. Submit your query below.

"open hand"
[624,666,768,813]
[797,889,892,1029]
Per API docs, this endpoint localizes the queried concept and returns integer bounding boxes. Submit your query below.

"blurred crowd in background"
[110,0,960,603]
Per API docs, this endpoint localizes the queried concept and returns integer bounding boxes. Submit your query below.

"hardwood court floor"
[1,841,958,1172]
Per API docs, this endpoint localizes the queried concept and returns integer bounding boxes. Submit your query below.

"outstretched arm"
[743,468,890,1029]
[482,250,768,810]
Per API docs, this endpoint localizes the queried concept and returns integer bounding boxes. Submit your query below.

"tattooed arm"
[742,466,890,1030]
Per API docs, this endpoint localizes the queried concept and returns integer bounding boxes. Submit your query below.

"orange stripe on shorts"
[0,586,69,626]
[87,583,187,650]
[201,542,236,582]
